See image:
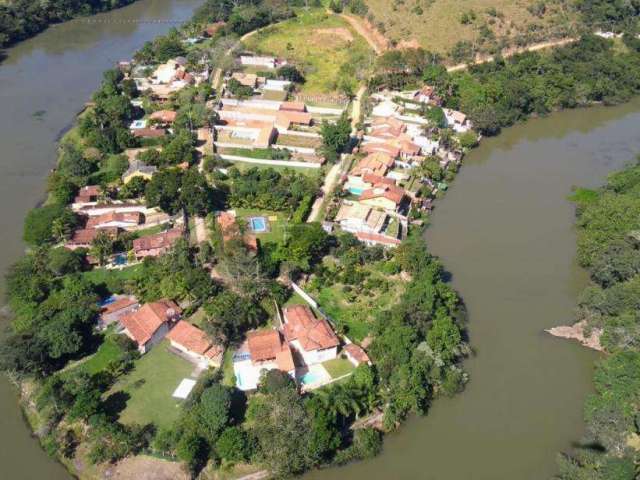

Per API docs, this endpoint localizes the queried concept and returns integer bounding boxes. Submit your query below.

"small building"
[240,55,278,69]
[74,185,101,204]
[120,299,181,354]
[343,343,371,366]
[132,128,166,139]
[132,228,183,259]
[149,110,178,125]
[279,101,306,112]
[281,305,339,365]
[167,320,224,367]
[122,160,158,184]
[443,108,471,133]
[231,72,259,88]
[99,295,139,329]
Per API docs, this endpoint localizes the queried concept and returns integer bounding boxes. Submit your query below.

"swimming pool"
[113,253,127,266]
[249,216,268,233]
[348,187,364,196]
[300,370,324,385]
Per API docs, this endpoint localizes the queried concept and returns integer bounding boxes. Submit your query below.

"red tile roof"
[167,320,222,358]
[344,343,370,364]
[282,305,339,352]
[149,110,177,123]
[361,143,401,158]
[247,329,283,363]
[132,128,166,138]
[355,231,402,246]
[74,185,102,203]
[121,299,181,346]
[101,296,138,315]
[133,228,183,254]
[362,173,396,186]
[276,345,296,372]
[279,102,306,112]
[66,227,119,246]
[359,185,407,206]
[86,211,142,229]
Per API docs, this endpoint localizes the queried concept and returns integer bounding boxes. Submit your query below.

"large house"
[65,226,119,250]
[85,211,143,230]
[167,320,224,367]
[132,228,183,259]
[120,299,182,353]
[335,202,388,236]
[281,305,339,365]
[122,160,158,184]
[359,185,408,214]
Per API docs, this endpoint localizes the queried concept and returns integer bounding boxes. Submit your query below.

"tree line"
[0,0,136,48]
[556,159,640,480]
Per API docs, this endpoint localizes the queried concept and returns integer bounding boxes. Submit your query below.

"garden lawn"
[234,208,288,244]
[322,357,355,379]
[83,264,142,286]
[81,335,124,375]
[112,341,194,429]
[242,9,373,94]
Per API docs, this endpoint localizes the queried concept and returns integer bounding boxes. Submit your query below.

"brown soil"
[338,13,389,55]
[103,455,189,480]
[545,320,603,352]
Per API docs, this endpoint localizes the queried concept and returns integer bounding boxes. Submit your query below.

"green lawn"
[229,160,321,178]
[81,335,124,375]
[235,208,289,245]
[242,9,373,94]
[221,349,236,388]
[83,264,142,285]
[111,341,193,428]
[132,224,166,238]
[322,357,355,379]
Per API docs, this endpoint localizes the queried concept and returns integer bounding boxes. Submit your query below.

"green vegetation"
[0,0,138,48]
[113,341,194,428]
[557,159,640,479]
[364,0,576,58]
[242,9,374,94]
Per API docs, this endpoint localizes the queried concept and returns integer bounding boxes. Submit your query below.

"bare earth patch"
[314,27,354,43]
[104,455,188,480]
[545,320,603,352]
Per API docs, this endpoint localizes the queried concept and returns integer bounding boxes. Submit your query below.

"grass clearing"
[365,0,577,55]
[322,357,355,379]
[111,341,193,428]
[83,265,143,289]
[81,335,124,375]
[242,9,374,94]
[235,208,289,244]
[229,160,321,178]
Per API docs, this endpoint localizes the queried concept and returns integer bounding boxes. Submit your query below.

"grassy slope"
[365,0,576,54]
[242,9,374,94]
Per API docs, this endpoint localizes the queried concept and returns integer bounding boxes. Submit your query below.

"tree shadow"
[102,390,131,419]
[230,388,248,425]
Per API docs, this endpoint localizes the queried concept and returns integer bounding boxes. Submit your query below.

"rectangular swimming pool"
[249,217,268,233]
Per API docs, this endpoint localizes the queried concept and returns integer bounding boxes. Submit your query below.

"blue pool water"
[349,187,364,195]
[98,295,117,307]
[113,253,127,265]
[300,370,323,385]
[249,217,267,233]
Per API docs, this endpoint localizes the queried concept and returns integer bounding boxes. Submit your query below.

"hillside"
[362,0,578,58]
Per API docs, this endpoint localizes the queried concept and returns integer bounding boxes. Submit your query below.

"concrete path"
[446,37,577,72]
[307,161,342,223]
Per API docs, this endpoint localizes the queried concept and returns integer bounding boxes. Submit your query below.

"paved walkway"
[307,161,342,223]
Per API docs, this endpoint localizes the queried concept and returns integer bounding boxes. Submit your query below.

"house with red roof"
[167,320,224,367]
[132,228,183,259]
[359,185,409,214]
[99,295,139,329]
[85,211,143,230]
[282,305,339,365]
[74,185,102,205]
[65,226,119,250]
[120,299,181,353]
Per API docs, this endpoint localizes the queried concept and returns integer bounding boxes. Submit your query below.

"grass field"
[112,341,193,428]
[365,0,576,55]
[322,357,355,379]
[234,208,289,244]
[242,9,374,94]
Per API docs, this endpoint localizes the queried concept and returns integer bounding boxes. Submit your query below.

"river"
[306,99,640,480]
[1,6,640,480]
[0,1,203,478]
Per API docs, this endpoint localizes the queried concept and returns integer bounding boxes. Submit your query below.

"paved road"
[307,161,343,223]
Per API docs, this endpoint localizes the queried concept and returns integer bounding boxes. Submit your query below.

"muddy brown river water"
[1,4,640,478]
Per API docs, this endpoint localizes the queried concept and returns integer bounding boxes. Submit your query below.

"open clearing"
[111,341,193,428]
[364,0,577,55]
[242,9,374,94]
